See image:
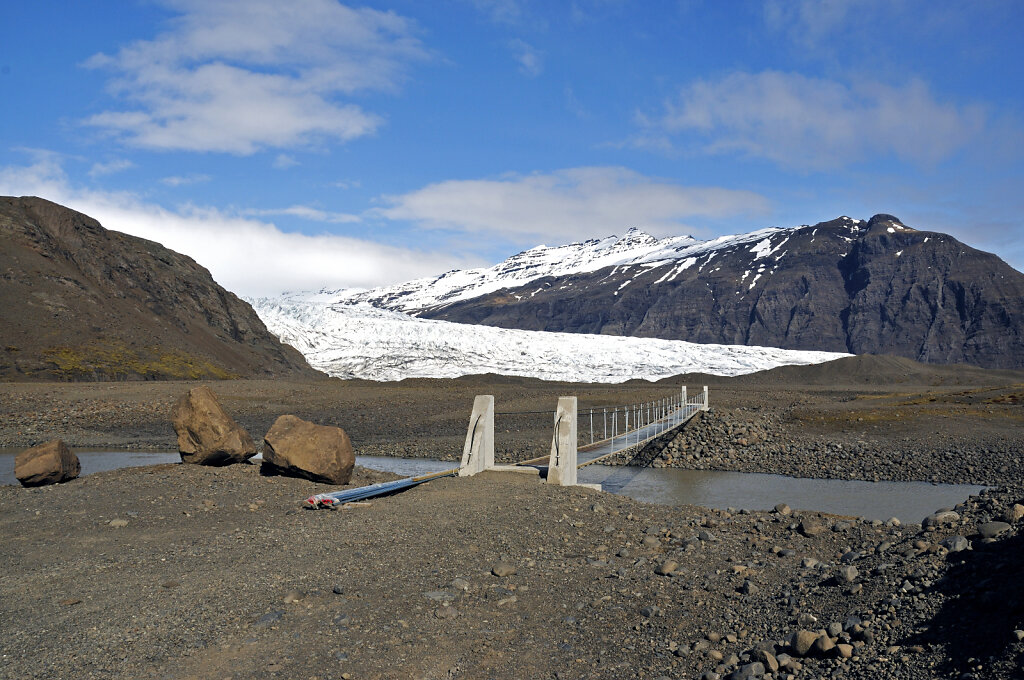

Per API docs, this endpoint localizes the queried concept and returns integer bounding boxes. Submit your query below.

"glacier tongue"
[251,299,849,383]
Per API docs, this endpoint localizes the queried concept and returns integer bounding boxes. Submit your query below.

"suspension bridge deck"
[576,401,703,467]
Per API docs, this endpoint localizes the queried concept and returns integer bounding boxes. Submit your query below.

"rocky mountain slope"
[412,215,1024,369]
[0,196,321,381]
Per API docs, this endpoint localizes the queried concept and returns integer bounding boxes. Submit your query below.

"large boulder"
[171,386,257,465]
[262,415,354,485]
[15,439,80,487]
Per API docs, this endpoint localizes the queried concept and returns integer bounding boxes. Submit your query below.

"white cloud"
[0,158,480,297]
[466,0,525,24]
[244,205,360,224]
[509,39,543,77]
[83,0,427,154]
[88,159,135,177]
[762,0,890,45]
[273,154,300,169]
[160,173,211,186]
[377,166,771,241]
[652,71,986,169]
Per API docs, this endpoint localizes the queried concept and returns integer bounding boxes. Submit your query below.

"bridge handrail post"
[459,395,494,477]
[547,396,578,486]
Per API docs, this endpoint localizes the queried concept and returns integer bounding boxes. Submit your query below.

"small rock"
[774,503,792,516]
[655,559,679,576]
[837,565,859,583]
[254,610,285,626]
[332,585,345,595]
[728,661,765,680]
[640,605,662,618]
[752,649,779,672]
[977,521,1010,539]
[799,519,826,537]
[790,630,818,657]
[451,577,470,591]
[922,510,959,528]
[423,591,454,603]
[739,580,759,596]
[108,519,129,528]
[836,643,854,659]
[940,535,970,553]
[491,562,517,577]
[797,613,818,628]
[811,634,835,656]
[283,591,303,604]
[1005,504,1024,523]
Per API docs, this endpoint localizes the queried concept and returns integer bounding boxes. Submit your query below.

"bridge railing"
[577,385,708,451]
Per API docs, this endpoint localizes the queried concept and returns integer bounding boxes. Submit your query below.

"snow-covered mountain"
[249,213,1024,376]
[300,225,793,315]
[250,299,848,382]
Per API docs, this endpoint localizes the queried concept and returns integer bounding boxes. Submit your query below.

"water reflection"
[577,465,986,523]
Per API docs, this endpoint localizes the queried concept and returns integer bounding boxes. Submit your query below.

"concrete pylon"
[459,395,494,476]
[681,386,687,408]
[702,385,709,411]
[547,396,577,486]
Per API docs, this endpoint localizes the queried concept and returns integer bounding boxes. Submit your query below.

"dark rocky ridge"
[424,215,1024,369]
[0,196,322,380]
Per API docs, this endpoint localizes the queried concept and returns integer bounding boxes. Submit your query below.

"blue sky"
[2,0,1022,296]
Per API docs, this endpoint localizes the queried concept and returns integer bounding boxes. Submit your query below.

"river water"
[0,450,986,524]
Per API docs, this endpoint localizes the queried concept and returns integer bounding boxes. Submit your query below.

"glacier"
[250,298,849,383]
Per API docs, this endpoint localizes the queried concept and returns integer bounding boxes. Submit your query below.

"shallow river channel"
[0,450,986,524]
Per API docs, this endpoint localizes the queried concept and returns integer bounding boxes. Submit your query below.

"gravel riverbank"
[1,367,1023,679]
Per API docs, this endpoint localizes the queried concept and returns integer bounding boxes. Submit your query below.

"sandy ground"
[1,367,1023,679]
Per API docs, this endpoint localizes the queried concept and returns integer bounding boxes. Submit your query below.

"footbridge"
[461,386,709,486]
[305,386,708,507]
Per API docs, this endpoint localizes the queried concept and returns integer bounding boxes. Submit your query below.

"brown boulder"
[15,439,80,487]
[262,415,354,485]
[171,386,257,465]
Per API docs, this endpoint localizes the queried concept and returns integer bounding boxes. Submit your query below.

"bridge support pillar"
[702,385,709,411]
[459,395,494,477]
[547,396,577,486]
[681,386,687,409]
